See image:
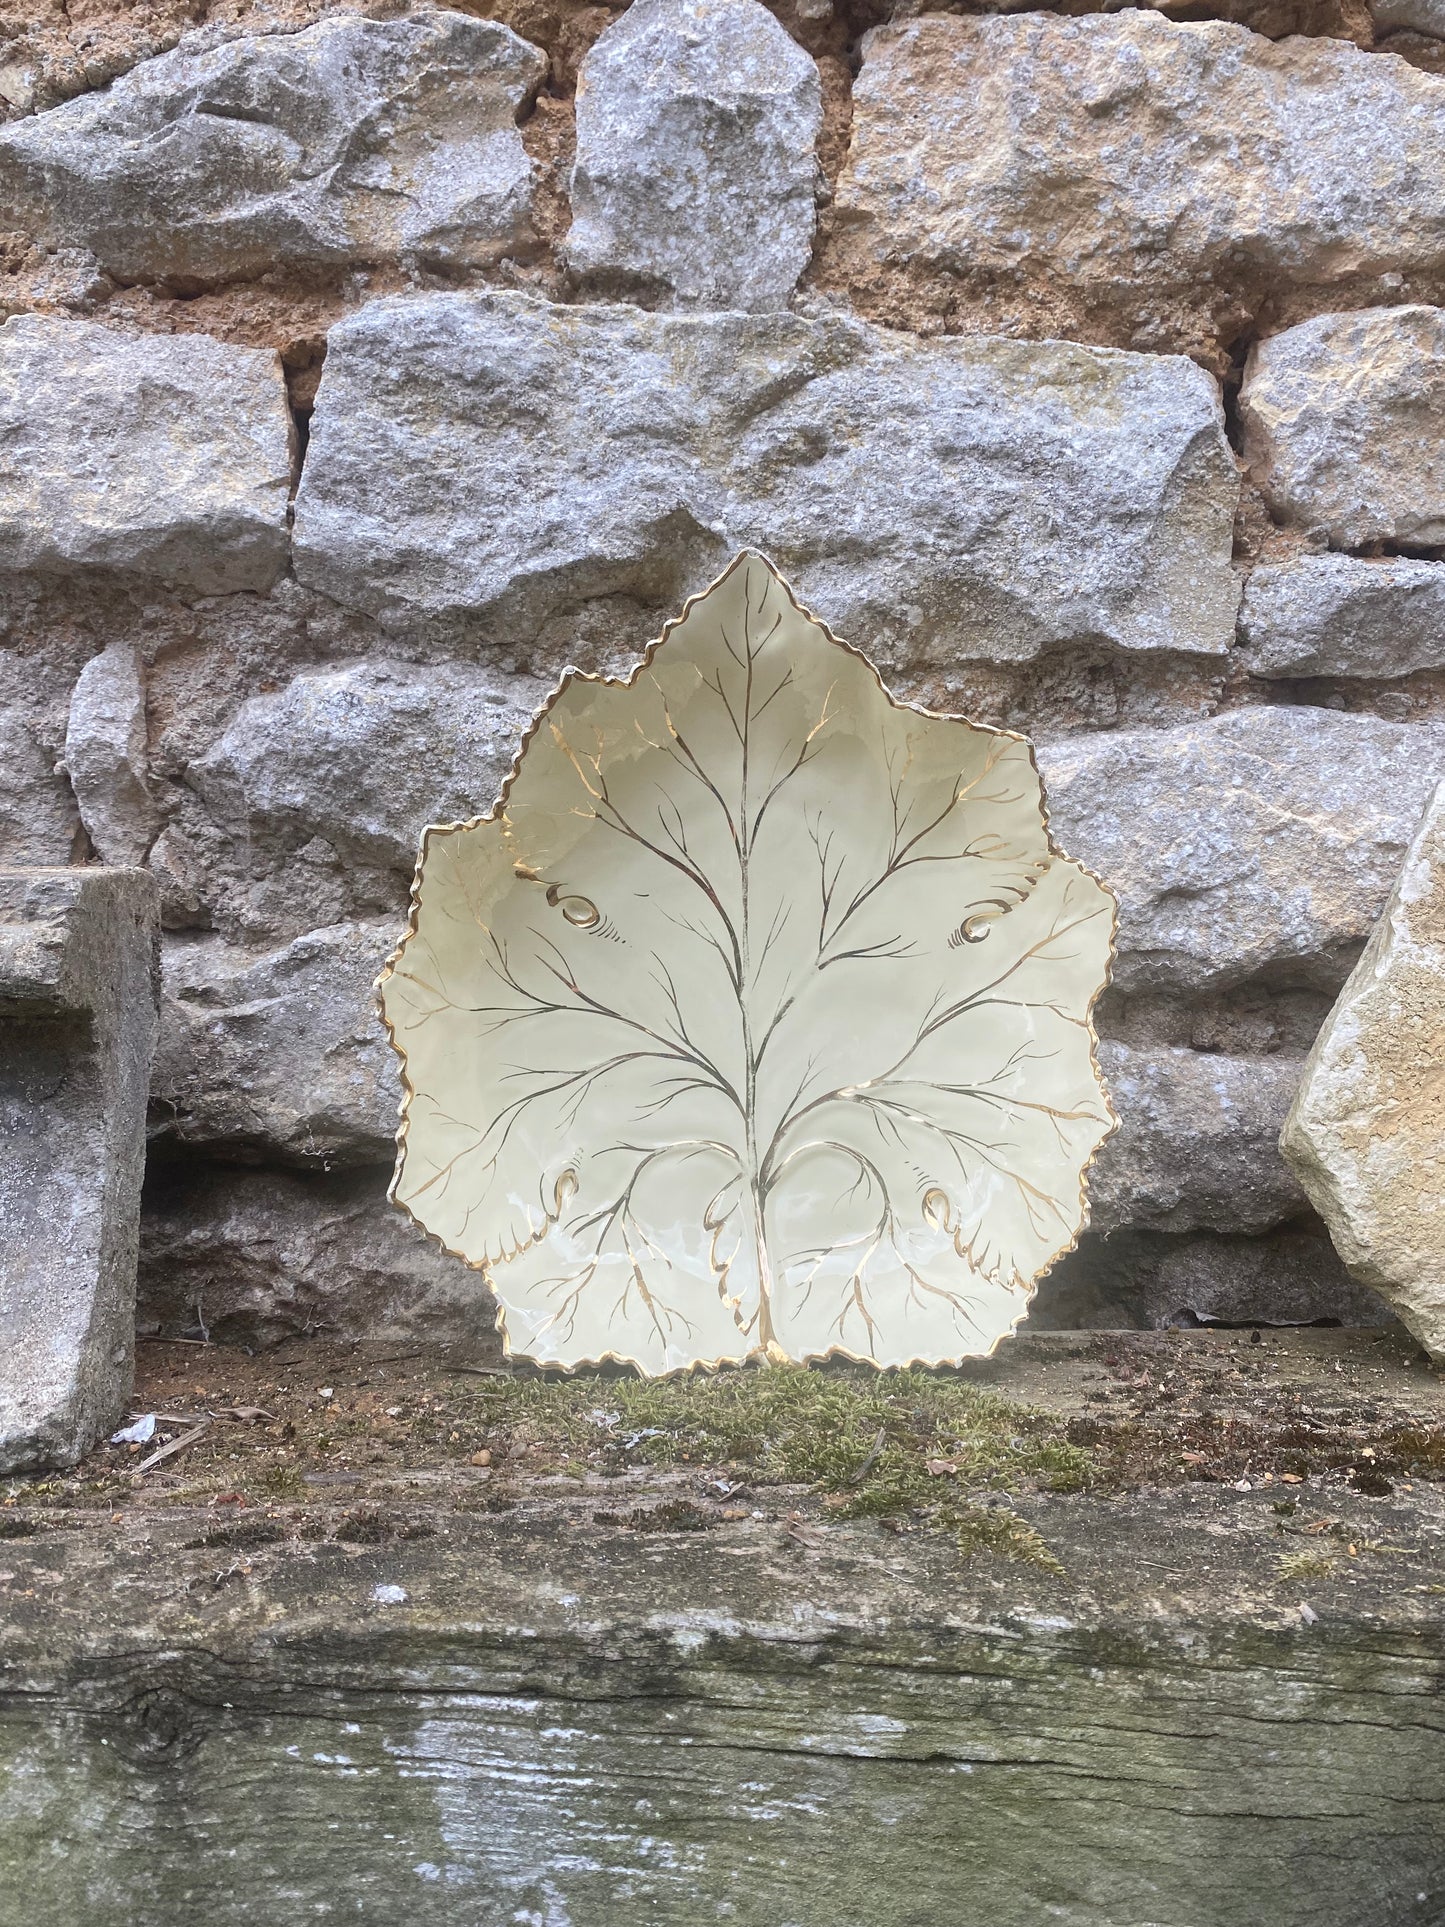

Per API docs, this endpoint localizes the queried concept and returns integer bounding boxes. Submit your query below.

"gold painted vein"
[378,553,1118,1373]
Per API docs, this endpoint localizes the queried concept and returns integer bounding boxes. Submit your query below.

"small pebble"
[469,1448,492,1466]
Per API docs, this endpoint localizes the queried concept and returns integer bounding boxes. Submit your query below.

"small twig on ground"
[849,1426,888,1485]
[784,1513,827,1549]
[135,1421,211,1475]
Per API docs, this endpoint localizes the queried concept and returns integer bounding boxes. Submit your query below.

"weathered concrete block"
[62,641,163,866]
[187,660,541,875]
[833,14,1445,339]
[293,290,1239,663]
[1240,306,1445,549]
[1039,707,1445,993]
[137,1165,488,1349]
[0,317,293,593]
[1283,781,1445,1358]
[0,867,159,1473]
[566,0,822,310]
[1089,1043,1305,1235]
[0,12,546,284]
[1239,555,1445,679]
[152,923,400,1167]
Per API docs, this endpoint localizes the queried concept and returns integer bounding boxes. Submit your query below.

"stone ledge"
[1,1329,1440,1925]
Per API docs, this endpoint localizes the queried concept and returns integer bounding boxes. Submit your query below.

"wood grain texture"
[2,1458,1443,1926]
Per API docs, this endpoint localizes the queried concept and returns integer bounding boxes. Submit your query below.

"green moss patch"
[458,1362,1091,1566]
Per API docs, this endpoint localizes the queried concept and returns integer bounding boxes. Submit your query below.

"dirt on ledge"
[5,1328,1440,1596]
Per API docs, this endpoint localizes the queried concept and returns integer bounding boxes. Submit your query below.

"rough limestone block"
[833,15,1445,333]
[1088,1043,1305,1235]
[1149,1230,1390,1329]
[153,940,1291,1235]
[566,0,822,310]
[0,660,79,868]
[137,1166,490,1349]
[0,13,546,284]
[1239,555,1445,679]
[1283,782,1445,1358]
[1038,708,1445,993]
[146,930,1303,1235]
[61,642,162,866]
[0,867,159,1474]
[151,923,401,1167]
[1041,1224,1390,1330]
[0,317,293,593]
[187,660,541,874]
[1240,307,1445,548]
[150,939,1300,1234]
[293,291,1239,663]
[1372,0,1445,37]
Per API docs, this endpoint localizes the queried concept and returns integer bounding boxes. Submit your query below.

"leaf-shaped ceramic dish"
[379,553,1117,1373]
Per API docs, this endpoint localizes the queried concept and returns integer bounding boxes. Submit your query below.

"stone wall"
[3,0,1442,1344]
